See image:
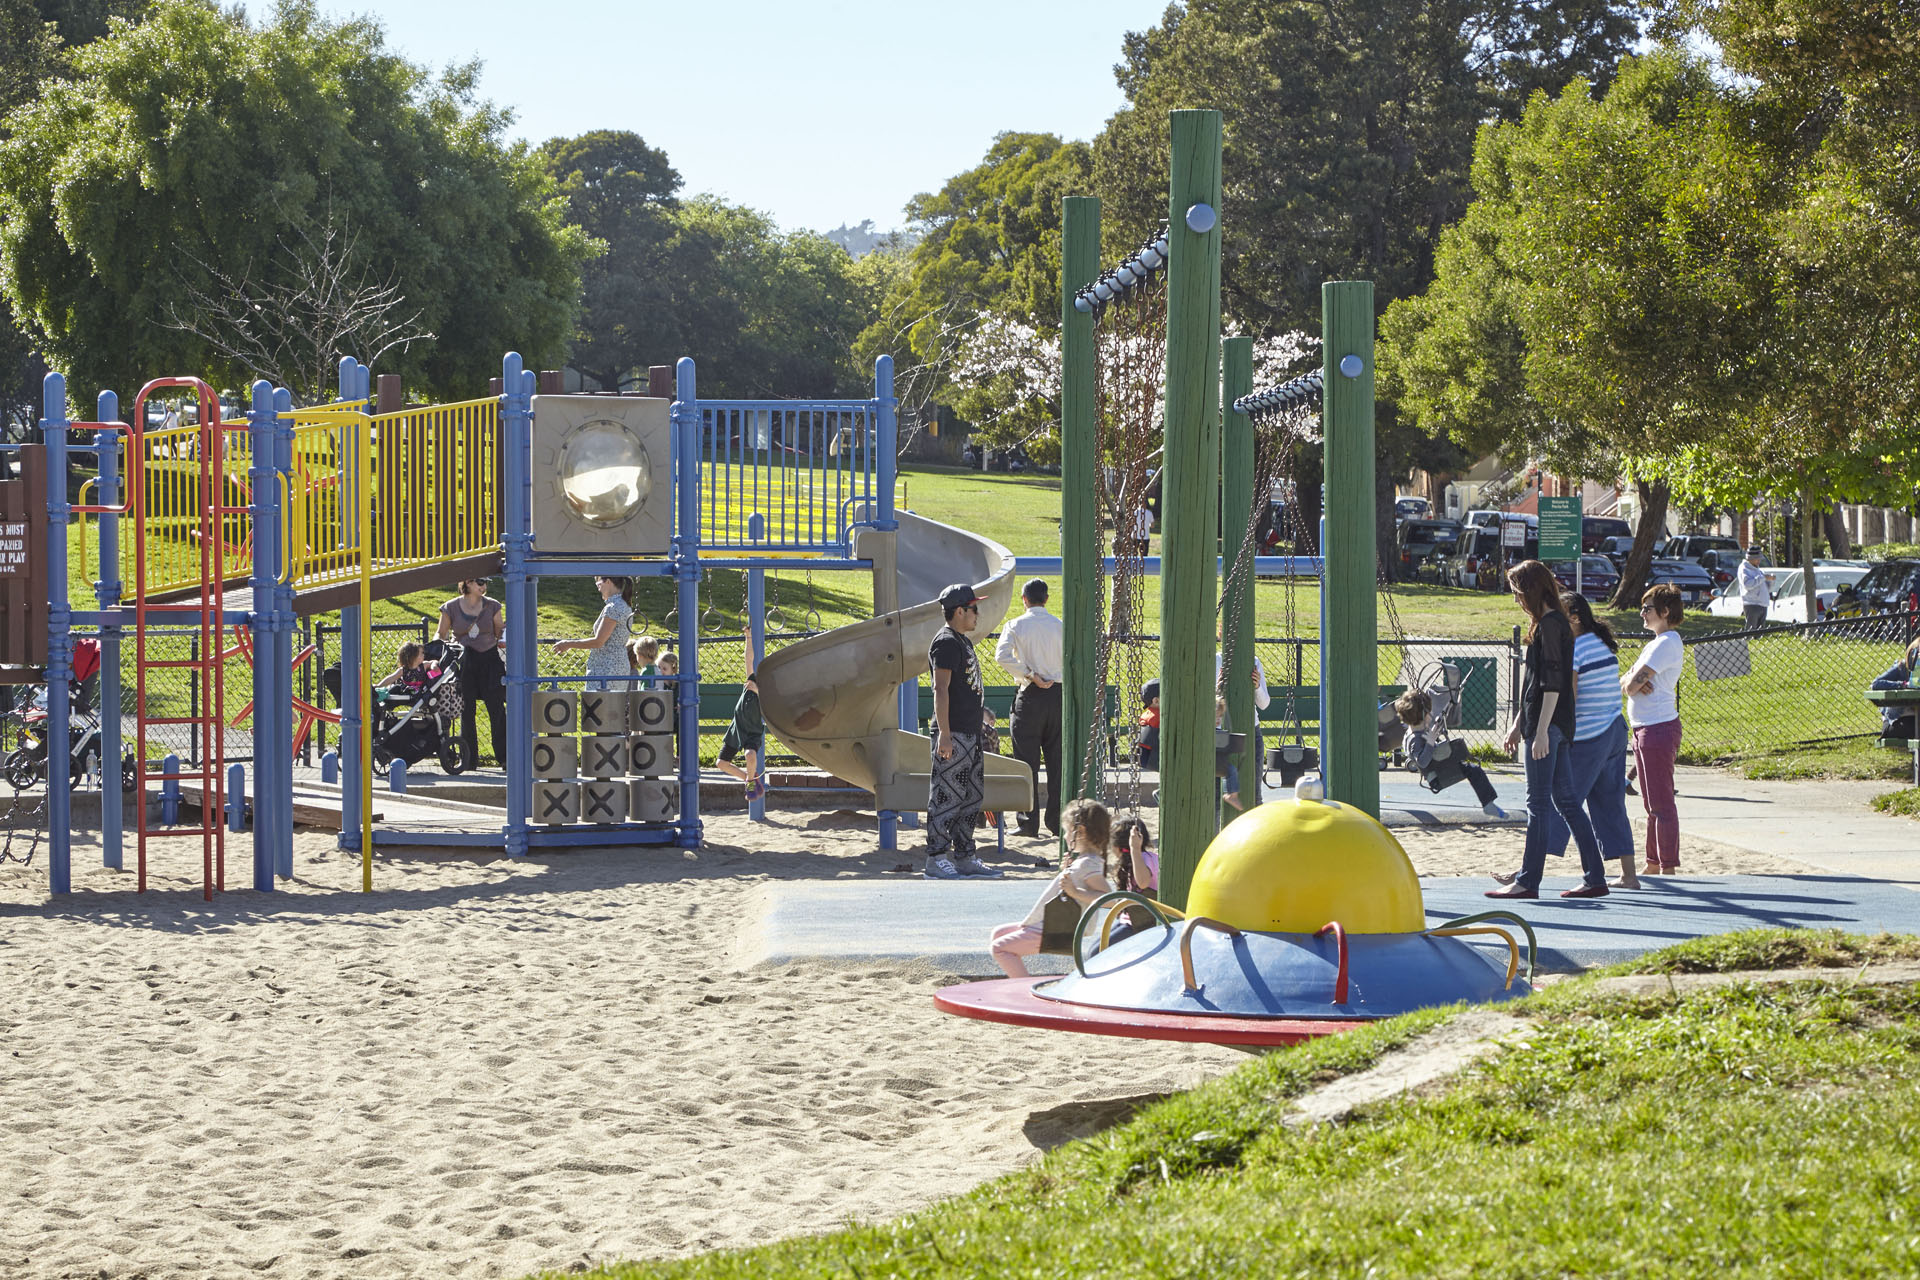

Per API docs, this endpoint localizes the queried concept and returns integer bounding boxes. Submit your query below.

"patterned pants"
[928,730,984,857]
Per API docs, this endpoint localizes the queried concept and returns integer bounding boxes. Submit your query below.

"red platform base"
[934,977,1365,1048]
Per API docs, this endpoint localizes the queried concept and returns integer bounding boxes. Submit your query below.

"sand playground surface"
[0,812,1807,1279]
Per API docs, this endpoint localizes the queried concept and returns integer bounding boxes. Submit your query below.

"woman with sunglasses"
[1623,583,1687,875]
[438,577,506,768]
[1488,560,1608,899]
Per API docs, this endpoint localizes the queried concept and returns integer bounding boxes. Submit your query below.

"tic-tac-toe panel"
[530,736,577,778]
[580,779,628,825]
[627,733,673,777]
[534,690,577,735]
[580,736,628,779]
[629,689,672,734]
[533,780,580,825]
[578,690,626,736]
[629,779,679,823]
[530,395,672,555]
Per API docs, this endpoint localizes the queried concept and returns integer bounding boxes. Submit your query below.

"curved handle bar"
[1429,909,1538,985]
[1069,890,1184,976]
[1315,920,1350,1004]
[1429,925,1521,990]
[277,471,294,584]
[1177,916,1243,993]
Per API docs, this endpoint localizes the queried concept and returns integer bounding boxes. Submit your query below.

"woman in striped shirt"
[1495,592,1640,890]
[1559,592,1639,888]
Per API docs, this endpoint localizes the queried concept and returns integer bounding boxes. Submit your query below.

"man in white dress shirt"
[1736,546,1770,628]
[995,578,1065,838]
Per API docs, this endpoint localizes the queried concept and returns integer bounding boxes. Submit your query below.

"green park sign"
[1538,495,1583,561]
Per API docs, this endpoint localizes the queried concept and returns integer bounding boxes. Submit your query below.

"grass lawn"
[559,929,1920,1279]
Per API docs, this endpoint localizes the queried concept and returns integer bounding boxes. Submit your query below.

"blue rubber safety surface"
[743,875,1920,976]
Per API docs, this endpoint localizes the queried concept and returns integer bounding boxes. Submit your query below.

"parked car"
[1395,518,1463,580]
[1706,566,1787,619]
[1765,565,1872,624]
[1697,547,1772,590]
[1439,525,1505,590]
[1594,535,1640,570]
[1839,558,1920,618]
[1645,557,1715,606]
[1580,516,1632,553]
[1549,555,1620,598]
[1660,534,1742,565]
[1394,496,1430,520]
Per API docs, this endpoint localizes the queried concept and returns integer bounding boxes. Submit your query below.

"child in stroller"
[325,640,468,774]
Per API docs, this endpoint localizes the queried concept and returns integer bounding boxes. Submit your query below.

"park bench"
[1866,687,1920,787]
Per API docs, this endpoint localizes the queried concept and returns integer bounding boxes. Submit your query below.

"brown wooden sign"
[0,443,47,678]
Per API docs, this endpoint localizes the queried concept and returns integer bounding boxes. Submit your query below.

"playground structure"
[937,107,1533,1044]
[32,341,1033,894]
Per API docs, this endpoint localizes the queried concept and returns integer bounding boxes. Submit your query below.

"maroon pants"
[1632,717,1683,869]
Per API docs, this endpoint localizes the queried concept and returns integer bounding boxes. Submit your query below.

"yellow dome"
[1184,798,1425,934]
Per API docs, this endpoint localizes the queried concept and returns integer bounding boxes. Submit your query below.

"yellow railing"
[125,419,253,599]
[280,396,499,593]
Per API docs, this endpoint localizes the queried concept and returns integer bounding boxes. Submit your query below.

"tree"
[1093,0,1644,575]
[538,129,680,393]
[1383,51,1782,604]
[162,199,435,404]
[853,132,1094,445]
[0,0,151,431]
[0,0,593,404]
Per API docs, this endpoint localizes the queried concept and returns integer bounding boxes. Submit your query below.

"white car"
[1766,566,1871,623]
[1706,566,1785,619]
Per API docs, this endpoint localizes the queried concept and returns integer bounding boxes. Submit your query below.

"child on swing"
[1393,687,1507,818]
[988,798,1116,978]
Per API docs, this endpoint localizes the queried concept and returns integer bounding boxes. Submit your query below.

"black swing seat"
[1266,742,1319,786]
[1420,737,1472,792]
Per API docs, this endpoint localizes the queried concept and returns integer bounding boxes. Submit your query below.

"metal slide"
[753,511,1035,814]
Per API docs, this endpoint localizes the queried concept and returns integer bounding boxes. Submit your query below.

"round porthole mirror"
[558,419,652,529]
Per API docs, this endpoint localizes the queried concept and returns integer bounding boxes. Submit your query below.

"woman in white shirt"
[1622,583,1686,875]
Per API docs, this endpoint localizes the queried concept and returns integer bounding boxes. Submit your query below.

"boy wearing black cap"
[926,583,1001,878]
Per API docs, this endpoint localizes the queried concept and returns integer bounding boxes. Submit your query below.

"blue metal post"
[94,392,123,872]
[227,763,246,833]
[502,353,534,855]
[42,374,72,892]
[746,566,766,822]
[338,358,363,851]
[874,355,904,850]
[272,384,297,878]
[321,750,338,784]
[673,358,702,848]
[388,758,407,793]
[160,752,181,826]
[247,380,277,890]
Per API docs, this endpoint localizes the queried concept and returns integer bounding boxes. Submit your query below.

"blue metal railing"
[697,399,881,553]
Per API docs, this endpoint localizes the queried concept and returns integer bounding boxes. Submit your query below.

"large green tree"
[537,129,680,394]
[0,0,593,403]
[540,132,874,399]
[1,0,150,429]
[854,132,1093,450]
[1095,0,1643,571]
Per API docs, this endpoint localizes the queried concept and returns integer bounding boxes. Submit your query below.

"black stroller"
[325,639,469,774]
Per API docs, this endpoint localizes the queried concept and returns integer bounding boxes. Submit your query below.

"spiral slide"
[752,511,1036,815]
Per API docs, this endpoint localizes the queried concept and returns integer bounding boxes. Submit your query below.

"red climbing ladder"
[126,379,245,899]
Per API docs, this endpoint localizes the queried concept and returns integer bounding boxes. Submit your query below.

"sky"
[239,0,1176,235]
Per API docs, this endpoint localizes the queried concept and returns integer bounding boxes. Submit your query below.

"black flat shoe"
[1485,884,1537,899]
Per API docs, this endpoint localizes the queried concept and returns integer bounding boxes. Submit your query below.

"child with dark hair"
[1393,686,1506,818]
[377,642,430,694]
[1135,678,1160,768]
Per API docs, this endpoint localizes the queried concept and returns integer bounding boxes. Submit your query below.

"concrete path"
[738,872,1920,977]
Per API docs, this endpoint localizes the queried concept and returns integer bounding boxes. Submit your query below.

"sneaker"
[1481,800,1508,819]
[746,779,767,801]
[954,856,1004,878]
[923,855,962,880]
